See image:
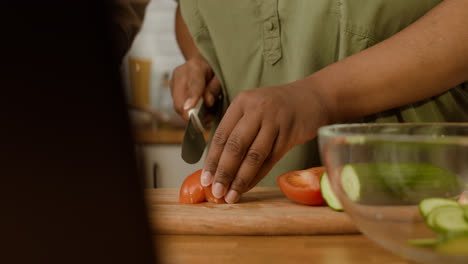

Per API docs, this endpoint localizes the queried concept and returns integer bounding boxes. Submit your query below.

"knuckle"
[225,135,244,156]
[212,130,228,147]
[235,91,251,102]
[173,65,183,75]
[187,59,198,67]
[215,167,234,184]
[204,159,218,173]
[191,57,209,70]
[245,149,265,166]
[258,95,274,108]
[231,177,250,192]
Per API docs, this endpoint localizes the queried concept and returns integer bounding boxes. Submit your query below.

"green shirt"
[179,0,468,186]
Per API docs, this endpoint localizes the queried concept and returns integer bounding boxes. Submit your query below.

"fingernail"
[183,98,195,111]
[225,190,240,204]
[212,182,225,198]
[200,170,213,187]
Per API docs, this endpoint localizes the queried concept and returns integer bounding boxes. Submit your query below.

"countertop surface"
[154,234,417,264]
[134,128,210,145]
[149,188,417,263]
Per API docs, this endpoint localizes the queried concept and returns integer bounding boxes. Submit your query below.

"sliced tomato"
[179,170,205,204]
[204,185,226,204]
[277,167,326,206]
[179,169,226,204]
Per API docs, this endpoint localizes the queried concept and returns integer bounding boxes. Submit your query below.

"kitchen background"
[123,0,206,188]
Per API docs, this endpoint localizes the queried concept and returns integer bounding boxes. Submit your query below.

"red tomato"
[277,167,326,206]
[179,170,205,204]
[179,169,226,204]
[204,185,226,204]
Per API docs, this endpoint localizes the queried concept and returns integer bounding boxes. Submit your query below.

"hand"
[200,84,329,203]
[169,54,221,120]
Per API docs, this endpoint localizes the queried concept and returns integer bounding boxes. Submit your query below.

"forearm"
[175,6,201,60]
[296,0,468,125]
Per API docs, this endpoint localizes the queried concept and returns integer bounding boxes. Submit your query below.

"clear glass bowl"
[318,123,468,264]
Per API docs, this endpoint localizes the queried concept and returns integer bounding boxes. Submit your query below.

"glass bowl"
[318,123,468,264]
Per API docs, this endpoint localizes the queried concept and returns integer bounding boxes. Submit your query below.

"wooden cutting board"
[146,187,359,235]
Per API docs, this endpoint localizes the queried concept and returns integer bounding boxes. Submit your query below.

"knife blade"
[181,99,207,164]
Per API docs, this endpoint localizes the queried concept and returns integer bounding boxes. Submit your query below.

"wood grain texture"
[155,234,418,264]
[146,187,359,235]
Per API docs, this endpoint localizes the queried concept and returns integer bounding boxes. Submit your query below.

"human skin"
[171,0,468,203]
[170,7,221,121]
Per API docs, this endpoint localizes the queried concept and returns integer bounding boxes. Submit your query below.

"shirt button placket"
[262,0,282,65]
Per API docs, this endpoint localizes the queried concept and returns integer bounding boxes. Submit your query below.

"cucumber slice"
[435,237,468,256]
[440,231,468,241]
[419,198,459,219]
[340,163,462,205]
[433,206,468,233]
[426,206,462,232]
[341,164,390,204]
[407,238,439,248]
[320,172,343,211]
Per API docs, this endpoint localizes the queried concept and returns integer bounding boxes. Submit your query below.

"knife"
[181,98,207,164]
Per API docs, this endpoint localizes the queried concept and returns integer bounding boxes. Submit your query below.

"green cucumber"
[419,198,460,219]
[340,164,389,204]
[432,206,468,233]
[409,200,468,251]
[440,231,468,241]
[426,206,464,232]
[320,172,343,211]
[340,163,462,205]
[435,237,468,256]
[406,238,439,248]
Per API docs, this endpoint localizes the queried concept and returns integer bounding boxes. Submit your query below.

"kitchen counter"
[148,188,417,263]
[134,128,210,145]
[154,234,417,264]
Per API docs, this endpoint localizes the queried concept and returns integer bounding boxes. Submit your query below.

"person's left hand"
[199,83,329,203]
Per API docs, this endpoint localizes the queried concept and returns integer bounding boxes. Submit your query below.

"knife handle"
[188,99,205,133]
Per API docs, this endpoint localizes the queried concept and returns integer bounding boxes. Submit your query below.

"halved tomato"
[277,167,326,206]
[179,169,226,204]
[179,170,205,204]
[204,185,226,204]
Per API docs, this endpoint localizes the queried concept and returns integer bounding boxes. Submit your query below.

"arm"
[201,0,468,203]
[299,0,468,127]
[170,5,221,119]
[175,6,200,60]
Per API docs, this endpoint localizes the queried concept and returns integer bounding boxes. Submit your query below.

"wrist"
[282,77,334,145]
[292,75,337,124]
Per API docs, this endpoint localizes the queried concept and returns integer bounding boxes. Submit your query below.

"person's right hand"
[170,54,221,120]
